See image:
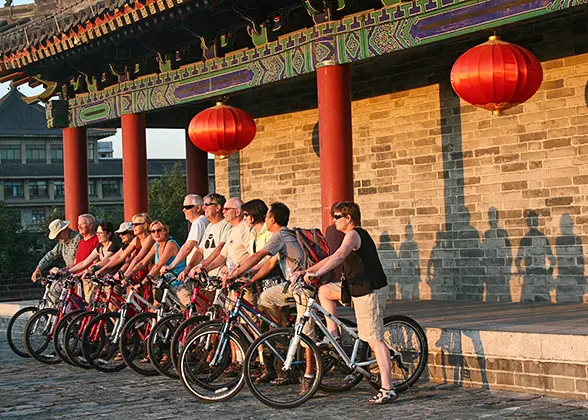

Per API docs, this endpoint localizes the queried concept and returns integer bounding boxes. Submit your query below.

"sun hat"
[48,219,71,240]
[115,222,133,234]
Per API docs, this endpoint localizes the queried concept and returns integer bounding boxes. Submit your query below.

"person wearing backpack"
[299,201,397,405]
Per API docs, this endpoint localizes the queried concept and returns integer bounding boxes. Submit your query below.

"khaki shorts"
[351,292,384,343]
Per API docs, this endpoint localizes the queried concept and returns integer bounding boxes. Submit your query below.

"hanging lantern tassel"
[188,102,256,159]
[450,35,543,116]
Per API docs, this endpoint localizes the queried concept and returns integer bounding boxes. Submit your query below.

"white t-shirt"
[221,220,252,267]
[201,219,232,277]
[187,215,210,262]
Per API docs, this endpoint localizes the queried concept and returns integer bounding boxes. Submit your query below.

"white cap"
[48,219,70,240]
[115,222,133,234]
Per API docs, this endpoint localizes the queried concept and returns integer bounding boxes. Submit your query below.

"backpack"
[286,227,335,285]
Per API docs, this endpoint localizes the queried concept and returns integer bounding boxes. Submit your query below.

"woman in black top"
[301,201,396,404]
[69,222,120,274]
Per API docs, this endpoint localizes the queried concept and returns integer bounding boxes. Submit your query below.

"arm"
[148,242,178,276]
[249,255,280,283]
[68,249,100,273]
[202,252,227,272]
[305,231,360,278]
[199,243,226,269]
[166,240,196,271]
[225,249,271,281]
[127,245,156,277]
[32,242,62,282]
[98,242,135,274]
[125,236,155,274]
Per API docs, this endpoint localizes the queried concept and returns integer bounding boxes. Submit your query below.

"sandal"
[255,372,276,384]
[368,388,398,404]
[270,375,300,386]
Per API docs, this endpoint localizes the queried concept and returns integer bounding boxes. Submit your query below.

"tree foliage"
[148,163,189,242]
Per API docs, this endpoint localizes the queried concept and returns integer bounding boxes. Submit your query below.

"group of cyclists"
[31,193,399,405]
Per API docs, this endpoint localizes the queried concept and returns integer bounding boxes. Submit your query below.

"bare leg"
[369,340,392,390]
[318,285,341,337]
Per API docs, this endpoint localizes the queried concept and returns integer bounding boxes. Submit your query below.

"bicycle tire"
[7,306,37,358]
[53,309,84,365]
[23,308,62,365]
[119,312,158,376]
[147,313,184,379]
[366,315,428,393]
[170,315,212,372]
[81,312,126,373]
[318,317,367,393]
[63,311,99,369]
[244,328,323,409]
[178,326,247,403]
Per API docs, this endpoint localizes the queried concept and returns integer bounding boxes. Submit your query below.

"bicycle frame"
[282,293,377,380]
[209,289,279,367]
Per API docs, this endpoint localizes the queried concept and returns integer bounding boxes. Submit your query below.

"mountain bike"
[7,275,57,358]
[23,275,87,364]
[243,281,428,408]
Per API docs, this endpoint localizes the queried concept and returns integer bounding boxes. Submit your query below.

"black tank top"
[343,228,388,297]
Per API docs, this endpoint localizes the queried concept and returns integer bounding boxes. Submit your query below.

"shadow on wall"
[435,328,489,390]
[481,207,513,303]
[555,214,585,303]
[378,231,398,300]
[397,224,421,300]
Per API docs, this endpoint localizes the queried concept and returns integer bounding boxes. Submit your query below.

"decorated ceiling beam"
[52,0,587,128]
[0,0,214,72]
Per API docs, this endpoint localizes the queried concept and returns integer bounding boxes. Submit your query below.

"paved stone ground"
[1,335,588,419]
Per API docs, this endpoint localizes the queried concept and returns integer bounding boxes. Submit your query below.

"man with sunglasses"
[185,193,232,278]
[161,194,209,280]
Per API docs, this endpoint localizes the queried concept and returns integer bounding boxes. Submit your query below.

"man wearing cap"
[31,219,81,283]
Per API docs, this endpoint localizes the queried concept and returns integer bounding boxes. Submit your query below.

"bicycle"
[61,275,126,368]
[7,275,56,358]
[243,281,428,408]
[23,275,87,365]
[147,272,216,379]
[178,281,285,403]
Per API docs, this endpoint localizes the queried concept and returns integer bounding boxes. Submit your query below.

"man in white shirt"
[187,193,232,278]
[202,197,251,275]
[161,194,209,278]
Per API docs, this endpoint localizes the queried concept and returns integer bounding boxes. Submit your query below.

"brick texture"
[0,273,42,301]
[215,9,588,304]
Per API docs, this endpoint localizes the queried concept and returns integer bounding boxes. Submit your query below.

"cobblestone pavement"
[1,335,588,420]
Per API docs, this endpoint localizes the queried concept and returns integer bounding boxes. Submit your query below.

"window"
[88,142,95,161]
[29,181,48,197]
[31,209,45,224]
[26,145,46,162]
[3,181,24,197]
[88,181,96,196]
[102,180,119,195]
[0,145,21,162]
[50,145,63,162]
[53,181,65,197]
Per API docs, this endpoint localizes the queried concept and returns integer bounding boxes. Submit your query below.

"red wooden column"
[121,113,148,220]
[63,127,89,230]
[185,131,209,196]
[317,64,354,231]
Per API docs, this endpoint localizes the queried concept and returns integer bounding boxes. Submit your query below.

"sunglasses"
[118,232,132,236]
[132,222,145,226]
[183,204,196,210]
[243,212,251,217]
[222,207,236,212]
[333,214,348,220]
[203,202,217,207]
[150,228,164,233]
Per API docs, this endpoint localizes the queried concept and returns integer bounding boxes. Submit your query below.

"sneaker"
[368,388,398,404]
[299,377,313,395]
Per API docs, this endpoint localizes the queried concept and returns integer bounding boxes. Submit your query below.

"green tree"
[148,163,189,242]
[0,201,51,273]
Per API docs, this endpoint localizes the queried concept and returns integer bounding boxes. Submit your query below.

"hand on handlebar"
[303,272,319,285]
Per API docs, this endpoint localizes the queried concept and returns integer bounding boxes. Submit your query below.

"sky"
[0,83,187,159]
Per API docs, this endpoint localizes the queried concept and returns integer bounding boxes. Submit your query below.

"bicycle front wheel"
[53,309,84,365]
[244,328,323,409]
[7,306,37,358]
[147,313,184,379]
[178,326,246,403]
[81,312,126,373]
[23,308,61,365]
[120,312,158,376]
[64,311,99,369]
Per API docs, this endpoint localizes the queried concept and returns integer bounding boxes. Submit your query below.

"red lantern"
[451,35,543,115]
[188,102,256,159]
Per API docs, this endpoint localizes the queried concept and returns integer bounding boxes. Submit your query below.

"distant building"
[0,89,214,227]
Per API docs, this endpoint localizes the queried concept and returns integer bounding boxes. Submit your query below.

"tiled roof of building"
[0,88,115,138]
[0,158,214,178]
